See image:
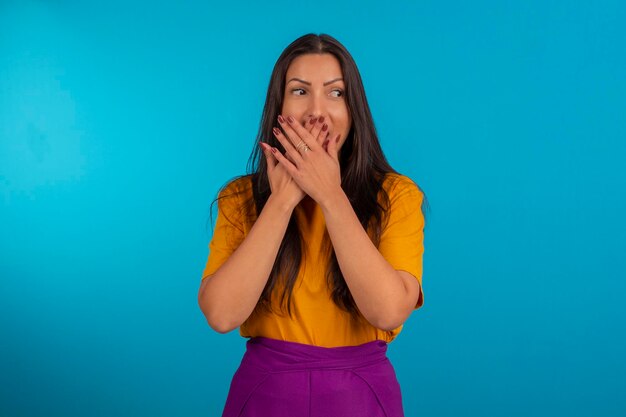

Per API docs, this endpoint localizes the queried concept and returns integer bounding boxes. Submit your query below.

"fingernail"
[278,115,285,124]
[271,147,277,153]
[272,127,280,136]
[322,123,328,131]
[287,115,295,123]
[318,116,325,123]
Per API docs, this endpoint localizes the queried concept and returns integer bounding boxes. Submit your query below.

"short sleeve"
[378,176,425,309]
[201,183,246,281]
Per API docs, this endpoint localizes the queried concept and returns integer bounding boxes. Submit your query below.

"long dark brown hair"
[207,33,429,324]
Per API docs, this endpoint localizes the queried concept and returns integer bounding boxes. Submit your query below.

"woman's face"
[281,53,351,152]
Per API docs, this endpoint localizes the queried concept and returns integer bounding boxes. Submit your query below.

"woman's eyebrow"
[287,77,344,86]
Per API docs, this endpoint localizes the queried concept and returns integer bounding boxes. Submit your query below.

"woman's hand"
[259,116,329,209]
[268,114,342,207]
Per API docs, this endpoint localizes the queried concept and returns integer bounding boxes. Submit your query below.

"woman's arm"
[198,194,295,333]
[319,190,421,331]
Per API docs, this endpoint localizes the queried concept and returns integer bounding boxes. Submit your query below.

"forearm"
[199,194,294,333]
[320,190,408,330]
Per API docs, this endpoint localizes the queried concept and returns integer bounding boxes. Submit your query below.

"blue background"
[1,1,624,416]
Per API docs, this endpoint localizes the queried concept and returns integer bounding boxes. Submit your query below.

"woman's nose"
[307,93,327,118]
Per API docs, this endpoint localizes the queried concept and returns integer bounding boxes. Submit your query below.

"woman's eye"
[290,88,344,98]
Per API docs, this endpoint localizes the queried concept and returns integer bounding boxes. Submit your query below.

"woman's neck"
[299,196,317,215]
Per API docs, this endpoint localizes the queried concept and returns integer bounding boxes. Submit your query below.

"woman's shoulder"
[379,173,425,222]
[217,175,257,224]
[381,172,422,196]
[219,175,254,198]
[215,175,254,216]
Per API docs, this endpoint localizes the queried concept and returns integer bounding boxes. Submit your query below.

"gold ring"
[297,141,310,154]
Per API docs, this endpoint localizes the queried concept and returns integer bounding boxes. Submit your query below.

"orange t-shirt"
[201,173,425,347]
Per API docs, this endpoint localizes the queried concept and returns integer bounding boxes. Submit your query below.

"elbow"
[375,316,405,332]
[205,312,240,334]
[198,285,238,334]
[206,316,238,334]
[374,276,420,331]
[198,301,240,334]
[199,302,239,333]
[371,307,409,332]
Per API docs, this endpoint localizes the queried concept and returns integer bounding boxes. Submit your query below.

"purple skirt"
[221,336,405,417]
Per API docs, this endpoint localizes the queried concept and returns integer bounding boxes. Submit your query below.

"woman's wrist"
[266,193,298,215]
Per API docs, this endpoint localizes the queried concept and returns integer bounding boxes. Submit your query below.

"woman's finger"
[310,116,324,146]
[269,146,298,178]
[273,125,303,166]
[259,141,276,172]
[308,118,328,152]
[321,129,331,152]
[278,114,319,153]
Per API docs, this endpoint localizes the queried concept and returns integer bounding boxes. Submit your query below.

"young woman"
[198,33,428,417]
